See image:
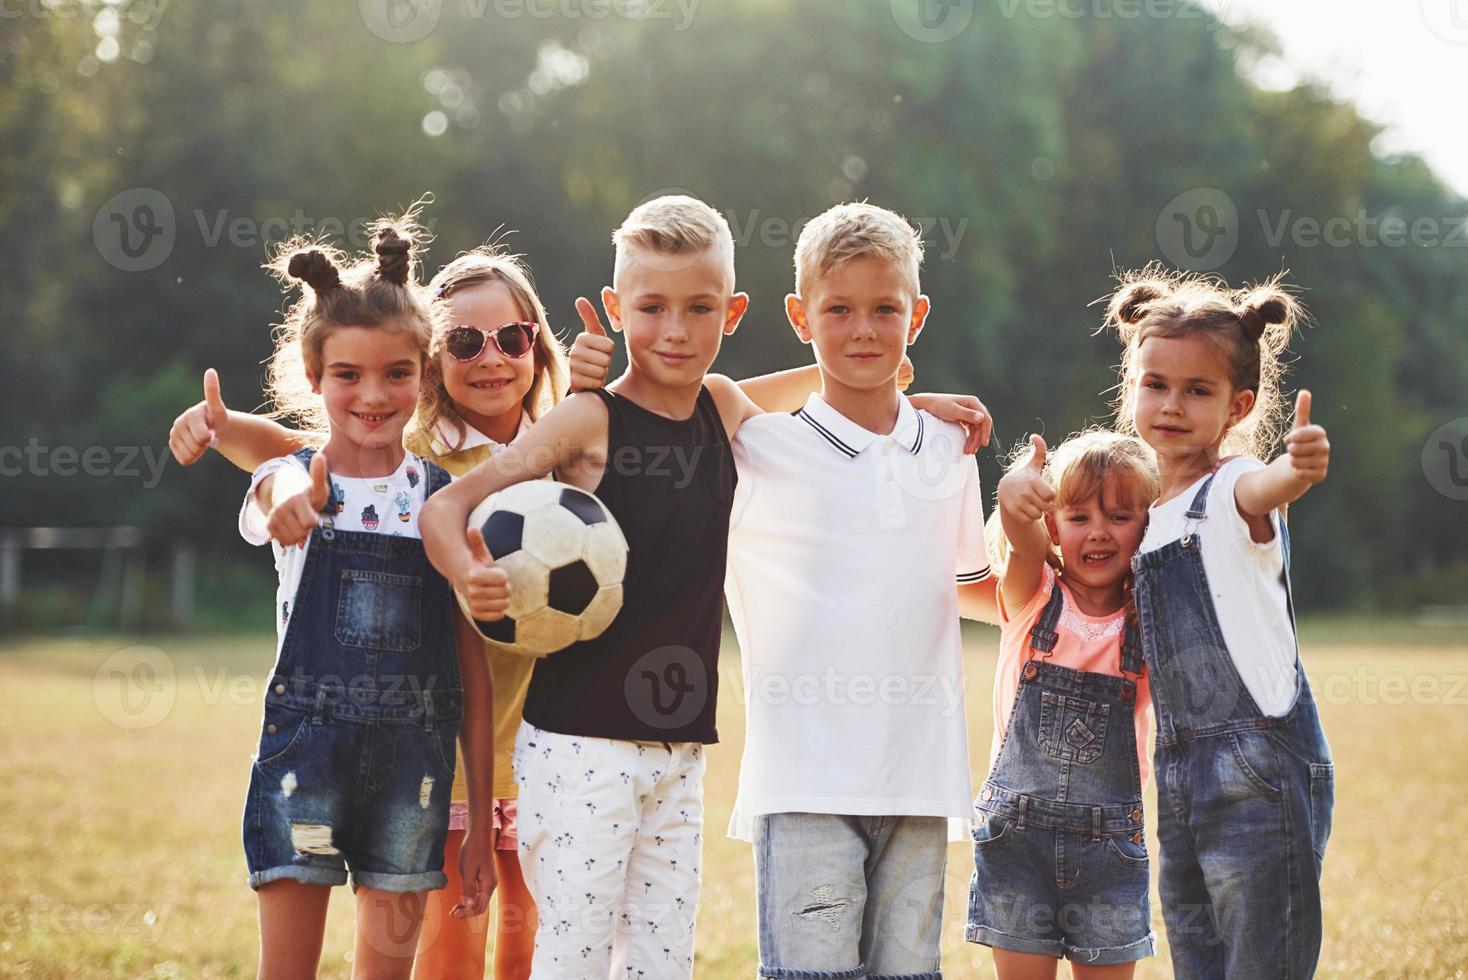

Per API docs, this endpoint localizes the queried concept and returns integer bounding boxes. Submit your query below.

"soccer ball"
[458,480,628,658]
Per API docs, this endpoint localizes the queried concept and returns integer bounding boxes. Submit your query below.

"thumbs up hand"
[998,434,1057,524]
[568,297,616,393]
[265,453,332,548]
[456,526,512,621]
[168,368,231,465]
[1283,390,1329,485]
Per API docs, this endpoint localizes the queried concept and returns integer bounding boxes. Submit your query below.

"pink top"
[990,565,1155,787]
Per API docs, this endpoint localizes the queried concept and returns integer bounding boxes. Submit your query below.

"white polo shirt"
[725,393,991,841]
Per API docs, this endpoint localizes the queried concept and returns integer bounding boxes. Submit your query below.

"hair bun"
[1237,292,1292,342]
[375,228,412,285]
[287,249,341,293]
[1113,281,1169,325]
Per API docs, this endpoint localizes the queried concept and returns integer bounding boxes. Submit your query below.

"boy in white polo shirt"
[725,202,996,980]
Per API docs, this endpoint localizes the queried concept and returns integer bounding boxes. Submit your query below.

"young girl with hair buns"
[967,429,1159,978]
[229,215,496,979]
[1106,265,1335,979]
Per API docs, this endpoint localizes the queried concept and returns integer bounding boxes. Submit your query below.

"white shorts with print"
[513,720,706,979]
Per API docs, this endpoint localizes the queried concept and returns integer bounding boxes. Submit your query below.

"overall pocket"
[335,570,422,653]
[1308,762,1335,874]
[1037,692,1111,764]
[254,705,311,768]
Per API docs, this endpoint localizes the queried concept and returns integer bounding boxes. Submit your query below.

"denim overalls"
[966,579,1156,965]
[243,449,463,894]
[1131,473,1334,979]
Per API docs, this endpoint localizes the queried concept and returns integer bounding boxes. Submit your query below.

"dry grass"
[1,624,1465,978]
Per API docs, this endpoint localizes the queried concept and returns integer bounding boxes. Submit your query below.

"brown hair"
[986,428,1160,578]
[794,201,924,299]
[1102,263,1303,459]
[419,245,569,452]
[263,205,438,436]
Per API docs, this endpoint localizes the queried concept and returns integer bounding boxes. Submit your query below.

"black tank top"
[521,386,736,743]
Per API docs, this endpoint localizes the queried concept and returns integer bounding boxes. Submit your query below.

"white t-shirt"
[1139,456,1298,716]
[239,452,437,652]
[724,394,991,842]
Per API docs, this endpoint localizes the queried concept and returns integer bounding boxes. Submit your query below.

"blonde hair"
[611,195,735,290]
[794,201,924,299]
[986,429,1160,578]
[1103,263,1303,460]
[263,206,438,436]
[421,245,569,452]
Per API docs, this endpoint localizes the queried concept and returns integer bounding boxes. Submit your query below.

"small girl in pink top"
[967,429,1160,979]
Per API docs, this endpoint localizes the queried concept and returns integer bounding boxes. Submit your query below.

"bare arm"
[1234,391,1329,541]
[450,609,497,918]
[703,374,768,440]
[169,368,305,471]
[957,577,1000,624]
[996,435,1055,612]
[421,392,608,614]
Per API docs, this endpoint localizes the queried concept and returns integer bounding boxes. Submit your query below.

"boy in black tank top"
[421,196,782,979]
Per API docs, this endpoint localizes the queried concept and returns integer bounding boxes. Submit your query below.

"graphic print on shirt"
[394,490,412,523]
[361,504,380,531]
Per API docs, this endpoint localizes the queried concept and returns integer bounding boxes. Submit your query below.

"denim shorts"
[966,804,1155,965]
[242,699,458,893]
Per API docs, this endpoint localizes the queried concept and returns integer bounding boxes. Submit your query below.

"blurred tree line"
[1,0,1464,627]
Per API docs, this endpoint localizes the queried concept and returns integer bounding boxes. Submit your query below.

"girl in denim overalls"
[235,215,497,979]
[1104,267,1335,979]
[968,430,1160,978]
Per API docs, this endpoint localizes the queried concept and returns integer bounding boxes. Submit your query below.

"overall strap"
[422,458,452,498]
[1027,577,1065,657]
[1119,620,1146,678]
[1181,472,1216,546]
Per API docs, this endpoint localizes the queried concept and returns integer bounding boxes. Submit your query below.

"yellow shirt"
[407,421,536,802]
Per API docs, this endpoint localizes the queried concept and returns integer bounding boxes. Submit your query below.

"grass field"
[2,620,1466,978]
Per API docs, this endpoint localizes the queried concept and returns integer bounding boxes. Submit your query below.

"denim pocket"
[335,570,422,652]
[254,706,311,768]
[971,811,1011,848]
[1105,832,1149,866]
[433,724,460,778]
[1228,731,1283,796]
[1037,692,1111,764]
[1308,762,1335,872]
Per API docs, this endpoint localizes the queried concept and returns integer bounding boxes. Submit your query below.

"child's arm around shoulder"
[421,392,609,616]
[170,369,306,471]
[1233,390,1329,542]
[703,374,767,441]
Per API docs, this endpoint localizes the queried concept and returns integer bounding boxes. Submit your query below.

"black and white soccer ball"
[459,481,628,657]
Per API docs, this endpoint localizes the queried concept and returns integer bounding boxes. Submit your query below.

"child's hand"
[998,435,1055,522]
[167,368,229,465]
[457,527,511,620]
[568,297,615,392]
[265,453,330,548]
[907,393,993,454]
[896,355,914,392]
[1284,390,1329,485]
[451,827,498,918]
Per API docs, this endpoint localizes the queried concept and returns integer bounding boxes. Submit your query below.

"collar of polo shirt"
[796,392,924,459]
[432,413,532,456]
